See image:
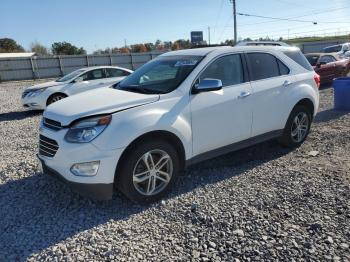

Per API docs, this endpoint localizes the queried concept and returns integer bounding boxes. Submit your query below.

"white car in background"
[38,46,319,202]
[22,66,133,110]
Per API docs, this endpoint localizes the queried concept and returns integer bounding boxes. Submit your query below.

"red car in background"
[305,53,350,84]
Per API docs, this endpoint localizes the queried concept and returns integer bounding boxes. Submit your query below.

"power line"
[238,6,350,27]
[238,12,350,26]
[238,12,318,24]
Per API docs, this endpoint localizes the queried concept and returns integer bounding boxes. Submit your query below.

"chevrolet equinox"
[38,46,320,203]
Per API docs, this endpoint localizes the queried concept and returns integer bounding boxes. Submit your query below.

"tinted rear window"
[247,53,280,81]
[283,50,313,71]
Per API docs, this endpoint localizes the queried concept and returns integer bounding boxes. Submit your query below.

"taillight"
[314,73,320,88]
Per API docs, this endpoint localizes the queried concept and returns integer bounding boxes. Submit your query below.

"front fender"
[92,95,193,160]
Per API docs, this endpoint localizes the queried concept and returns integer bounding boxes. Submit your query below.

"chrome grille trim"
[39,135,59,158]
[39,138,59,148]
[43,118,62,131]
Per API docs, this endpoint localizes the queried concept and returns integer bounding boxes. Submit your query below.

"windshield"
[305,55,319,66]
[116,55,203,94]
[56,69,86,82]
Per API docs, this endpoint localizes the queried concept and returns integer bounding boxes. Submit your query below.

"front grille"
[43,118,62,131]
[39,135,59,158]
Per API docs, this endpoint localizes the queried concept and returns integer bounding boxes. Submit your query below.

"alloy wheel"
[132,149,173,196]
[51,95,64,103]
[290,112,309,143]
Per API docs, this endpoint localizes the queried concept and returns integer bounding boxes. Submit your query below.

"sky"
[1,0,349,53]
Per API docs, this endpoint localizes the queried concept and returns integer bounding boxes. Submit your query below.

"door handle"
[238,91,251,99]
[98,82,105,85]
[283,80,293,87]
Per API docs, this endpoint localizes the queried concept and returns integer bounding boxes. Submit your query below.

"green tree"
[0,38,25,53]
[30,41,50,55]
[51,42,86,55]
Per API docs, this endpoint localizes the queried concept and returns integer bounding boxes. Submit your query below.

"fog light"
[70,161,100,177]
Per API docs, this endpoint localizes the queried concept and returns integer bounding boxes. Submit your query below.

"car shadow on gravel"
[0,172,149,260]
[0,110,42,122]
[0,140,293,260]
[314,109,349,123]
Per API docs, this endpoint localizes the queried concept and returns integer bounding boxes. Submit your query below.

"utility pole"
[229,0,237,44]
[124,39,127,49]
[208,26,211,46]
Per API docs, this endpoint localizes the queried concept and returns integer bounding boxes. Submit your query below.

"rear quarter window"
[283,50,313,71]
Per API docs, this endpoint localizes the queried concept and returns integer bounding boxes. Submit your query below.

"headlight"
[25,88,47,98]
[65,115,112,143]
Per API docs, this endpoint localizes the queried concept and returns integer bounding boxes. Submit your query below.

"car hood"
[25,81,64,91]
[44,87,160,126]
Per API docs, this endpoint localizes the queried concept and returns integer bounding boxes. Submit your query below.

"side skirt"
[186,130,283,167]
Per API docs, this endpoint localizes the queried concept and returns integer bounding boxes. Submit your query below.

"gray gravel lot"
[0,80,349,261]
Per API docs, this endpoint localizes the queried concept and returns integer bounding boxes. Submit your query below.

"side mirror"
[192,78,223,94]
[74,76,84,83]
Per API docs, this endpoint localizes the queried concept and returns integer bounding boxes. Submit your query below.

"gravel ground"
[0,80,349,261]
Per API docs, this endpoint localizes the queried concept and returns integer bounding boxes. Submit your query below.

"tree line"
[0,38,198,55]
[0,37,287,56]
[0,38,86,55]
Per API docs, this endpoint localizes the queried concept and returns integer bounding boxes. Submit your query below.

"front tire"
[116,140,180,203]
[278,105,312,147]
[47,93,67,106]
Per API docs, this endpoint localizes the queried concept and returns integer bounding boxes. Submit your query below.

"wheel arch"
[294,98,315,118]
[46,92,68,106]
[114,130,186,182]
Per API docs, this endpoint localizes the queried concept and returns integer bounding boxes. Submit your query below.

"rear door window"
[246,53,280,81]
[105,68,130,78]
[81,69,105,81]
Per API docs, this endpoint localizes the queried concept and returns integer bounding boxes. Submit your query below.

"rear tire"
[47,93,67,106]
[278,105,312,147]
[116,140,180,203]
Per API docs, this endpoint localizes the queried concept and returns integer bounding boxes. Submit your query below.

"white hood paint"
[26,81,64,91]
[44,88,160,126]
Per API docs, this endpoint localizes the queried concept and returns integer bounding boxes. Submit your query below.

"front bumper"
[22,95,46,110]
[38,156,114,200]
[38,126,124,200]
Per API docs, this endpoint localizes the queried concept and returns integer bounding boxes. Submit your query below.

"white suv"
[38,46,319,203]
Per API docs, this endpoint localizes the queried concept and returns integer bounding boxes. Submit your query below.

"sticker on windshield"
[174,60,198,67]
